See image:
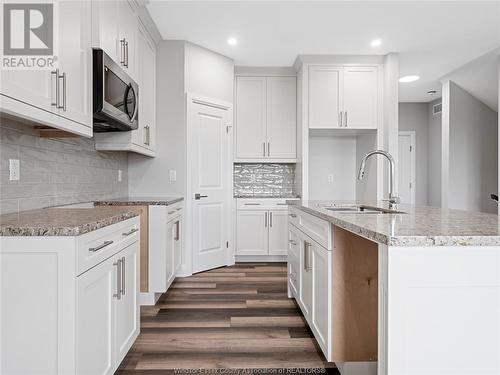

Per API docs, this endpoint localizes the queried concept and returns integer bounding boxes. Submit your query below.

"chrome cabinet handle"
[339,111,343,127]
[304,241,312,271]
[121,256,125,296]
[269,211,273,227]
[51,69,59,107]
[244,203,261,206]
[344,111,348,127]
[168,210,176,214]
[113,259,121,300]
[267,142,270,157]
[289,213,297,218]
[263,142,266,157]
[289,239,297,245]
[264,212,268,227]
[89,240,113,252]
[56,71,66,111]
[122,228,138,236]
[120,38,126,65]
[125,41,129,68]
[174,220,180,241]
[176,208,182,211]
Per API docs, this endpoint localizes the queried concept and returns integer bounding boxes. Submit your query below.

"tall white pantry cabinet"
[0,217,140,375]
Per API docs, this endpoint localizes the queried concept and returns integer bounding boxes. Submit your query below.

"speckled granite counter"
[0,206,142,236]
[288,200,500,247]
[95,196,183,206]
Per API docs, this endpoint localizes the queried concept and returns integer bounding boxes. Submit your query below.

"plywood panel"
[333,226,378,362]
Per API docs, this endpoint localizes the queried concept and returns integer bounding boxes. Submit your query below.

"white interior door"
[398,132,416,204]
[189,98,231,273]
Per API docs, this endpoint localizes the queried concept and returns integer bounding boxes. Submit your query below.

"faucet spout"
[357,149,400,206]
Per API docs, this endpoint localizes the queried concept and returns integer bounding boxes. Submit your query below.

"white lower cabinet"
[289,218,333,361]
[236,198,296,258]
[0,217,140,375]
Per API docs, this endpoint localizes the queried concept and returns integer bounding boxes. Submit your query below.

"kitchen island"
[287,201,500,375]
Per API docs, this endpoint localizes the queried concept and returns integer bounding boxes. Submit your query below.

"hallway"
[117,263,337,373]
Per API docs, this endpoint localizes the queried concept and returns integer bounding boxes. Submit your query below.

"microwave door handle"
[130,87,138,122]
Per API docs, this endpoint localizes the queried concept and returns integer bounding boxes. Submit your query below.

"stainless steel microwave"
[92,48,138,132]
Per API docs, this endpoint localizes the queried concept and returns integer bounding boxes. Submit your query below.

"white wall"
[443,81,498,213]
[128,41,234,196]
[185,42,234,103]
[427,99,442,207]
[308,134,357,200]
[128,40,186,196]
[398,103,429,205]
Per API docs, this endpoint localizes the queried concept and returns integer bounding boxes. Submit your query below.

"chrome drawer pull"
[121,256,125,296]
[122,228,139,236]
[289,213,297,218]
[176,207,182,211]
[89,240,113,252]
[113,259,121,300]
[289,240,297,245]
[168,210,176,214]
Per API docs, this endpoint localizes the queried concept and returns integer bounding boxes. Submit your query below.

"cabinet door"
[57,0,92,127]
[235,77,267,159]
[308,66,343,129]
[118,1,138,80]
[114,242,140,365]
[166,220,176,286]
[299,236,313,317]
[267,77,296,159]
[93,0,119,62]
[268,210,289,256]
[77,256,116,375]
[343,67,378,129]
[137,26,156,150]
[173,218,182,274]
[311,242,330,353]
[236,210,268,255]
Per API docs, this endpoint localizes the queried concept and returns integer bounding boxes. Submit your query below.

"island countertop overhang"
[288,200,500,247]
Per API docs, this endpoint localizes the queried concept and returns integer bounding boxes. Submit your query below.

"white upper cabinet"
[235,76,297,161]
[57,0,92,127]
[308,65,379,130]
[118,1,138,80]
[235,77,267,159]
[343,67,378,129]
[267,77,297,159]
[308,66,343,129]
[0,0,92,137]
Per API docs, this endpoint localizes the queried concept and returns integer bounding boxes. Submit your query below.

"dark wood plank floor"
[117,263,338,374]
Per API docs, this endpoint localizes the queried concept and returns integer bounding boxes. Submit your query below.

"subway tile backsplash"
[234,163,297,198]
[0,120,128,214]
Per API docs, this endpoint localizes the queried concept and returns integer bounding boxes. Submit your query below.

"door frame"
[185,93,234,276]
[398,130,416,205]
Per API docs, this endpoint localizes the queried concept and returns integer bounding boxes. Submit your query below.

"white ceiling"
[147,1,500,103]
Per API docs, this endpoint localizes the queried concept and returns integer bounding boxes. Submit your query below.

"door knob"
[195,193,208,200]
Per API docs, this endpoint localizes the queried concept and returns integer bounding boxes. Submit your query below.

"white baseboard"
[139,292,162,306]
[235,255,287,262]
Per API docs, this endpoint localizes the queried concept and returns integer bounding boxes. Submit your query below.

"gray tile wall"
[0,119,128,214]
[234,163,297,198]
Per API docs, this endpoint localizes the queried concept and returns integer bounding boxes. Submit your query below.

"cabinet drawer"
[76,217,140,275]
[289,207,332,250]
[288,226,300,263]
[237,198,298,211]
[166,202,183,222]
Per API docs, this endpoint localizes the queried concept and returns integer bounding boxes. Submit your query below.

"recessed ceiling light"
[399,75,420,83]
[227,37,238,46]
[370,38,382,47]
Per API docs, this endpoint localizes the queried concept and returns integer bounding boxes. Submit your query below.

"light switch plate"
[9,159,20,181]
[327,174,334,183]
[169,170,177,182]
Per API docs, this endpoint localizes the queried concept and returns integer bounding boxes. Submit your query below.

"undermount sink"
[320,204,405,214]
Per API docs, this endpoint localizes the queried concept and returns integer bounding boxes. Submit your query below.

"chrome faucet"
[357,150,400,207]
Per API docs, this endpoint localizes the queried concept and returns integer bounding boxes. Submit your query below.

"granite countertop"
[95,196,184,206]
[288,200,500,247]
[0,206,142,236]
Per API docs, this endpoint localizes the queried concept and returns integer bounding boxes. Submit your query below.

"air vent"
[433,103,442,115]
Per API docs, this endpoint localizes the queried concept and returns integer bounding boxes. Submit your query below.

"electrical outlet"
[169,170,177,182]
[9,159,20,181]
[327,174,334,183]
[118,169,122,182]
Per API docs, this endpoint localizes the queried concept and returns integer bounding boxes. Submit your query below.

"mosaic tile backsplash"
[234,163,297,198]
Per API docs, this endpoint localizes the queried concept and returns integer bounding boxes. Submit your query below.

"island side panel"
[332,226,378,362]
[386,245,500,375]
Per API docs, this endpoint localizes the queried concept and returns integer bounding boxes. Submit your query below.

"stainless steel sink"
[320,204,405,214]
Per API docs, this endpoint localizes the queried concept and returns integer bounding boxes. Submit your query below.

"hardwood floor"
[117,263,338,374]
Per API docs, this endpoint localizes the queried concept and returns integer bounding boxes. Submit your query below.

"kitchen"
[1,1,500,374]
